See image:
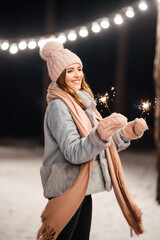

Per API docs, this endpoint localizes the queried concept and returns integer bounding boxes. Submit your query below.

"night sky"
[0,0,157,147]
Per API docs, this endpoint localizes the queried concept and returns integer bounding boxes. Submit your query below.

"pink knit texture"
[39,40,82,82]
[97,113,128,141]
[122,118,148,140]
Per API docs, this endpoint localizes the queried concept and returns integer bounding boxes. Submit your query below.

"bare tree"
[153,2,160,204]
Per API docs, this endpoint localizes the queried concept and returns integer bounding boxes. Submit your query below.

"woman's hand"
[121,118,148,140]
[97,113,127,141]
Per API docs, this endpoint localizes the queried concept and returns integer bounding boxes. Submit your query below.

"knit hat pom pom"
[40,40,64,61]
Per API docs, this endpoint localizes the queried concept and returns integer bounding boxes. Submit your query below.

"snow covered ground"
[0,145,160,240]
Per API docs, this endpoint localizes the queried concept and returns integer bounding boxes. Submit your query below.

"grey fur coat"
[40,89,130,198]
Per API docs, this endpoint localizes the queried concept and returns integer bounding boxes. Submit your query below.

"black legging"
[56,195,92,240]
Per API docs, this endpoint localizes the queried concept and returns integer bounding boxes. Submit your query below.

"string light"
[126,7,135,18]
[37,38,46,48]
[1,41,9,50]
[139,0,148,11]
[9,44,18,54]
[79,27,88,37]
[68,31,77,41]
[57,33,67,43]
[0,0,155,54]
[114,14,123,25]
[48,35,56,40]
[100,18,110,29]
[28,40,37,49]
[92,22,101,33]
[18,40,27,50]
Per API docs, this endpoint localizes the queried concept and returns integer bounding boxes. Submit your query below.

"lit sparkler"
[99,94,112,114]
[95,87,115,115]
[136,99,152,117]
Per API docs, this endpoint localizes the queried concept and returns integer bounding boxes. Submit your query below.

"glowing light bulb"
[28,40,37,49]
[79,27,88,37]
[58,33,67,43]
[49,35,56,40]
[38,38,46,48]
[114,14,123,25]
[18,41,27,50]
[1,41,9,50]
[126,7,135,18]
[92,22,101,33]
[100,18,110,29]
[9,44,18,54]
[139,1,148,11]
[68,31,77,41]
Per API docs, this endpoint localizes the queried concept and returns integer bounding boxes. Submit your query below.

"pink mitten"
[121,118,148,140]
[97,113,127,141]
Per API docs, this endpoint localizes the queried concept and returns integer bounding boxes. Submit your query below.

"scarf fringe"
[118,182,144,234]
[129,211,144,235]
[37,220,56,240]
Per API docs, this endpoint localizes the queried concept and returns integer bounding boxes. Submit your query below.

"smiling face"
[65,63,83,90]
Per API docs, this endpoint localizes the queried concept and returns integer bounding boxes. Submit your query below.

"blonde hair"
[57,70,94,109]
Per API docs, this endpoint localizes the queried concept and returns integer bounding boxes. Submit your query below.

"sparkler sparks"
[95,87,115,115]
[99,94,112,114]
[136,99,152,117]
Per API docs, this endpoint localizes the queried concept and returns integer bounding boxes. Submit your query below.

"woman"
[37,40,148,240]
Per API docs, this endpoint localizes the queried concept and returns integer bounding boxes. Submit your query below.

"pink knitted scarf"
[37,84,144,239]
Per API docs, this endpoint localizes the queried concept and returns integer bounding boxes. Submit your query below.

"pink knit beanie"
[39,40,83,82]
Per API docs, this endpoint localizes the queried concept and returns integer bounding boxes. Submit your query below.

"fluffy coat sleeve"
[46,99,111,164]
